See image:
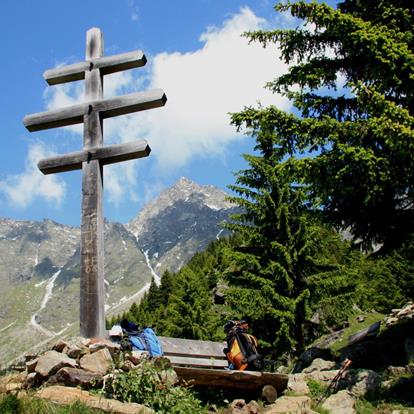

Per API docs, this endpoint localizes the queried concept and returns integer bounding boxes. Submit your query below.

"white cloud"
[128,0,139,21]
[43,7,291,204]
[0,143,66,208]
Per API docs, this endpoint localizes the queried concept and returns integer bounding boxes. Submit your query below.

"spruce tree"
[223,120,317,354]
[231,0,414,251]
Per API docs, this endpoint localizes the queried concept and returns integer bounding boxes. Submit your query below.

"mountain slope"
[128,177,237,273]
[0,177,236,363]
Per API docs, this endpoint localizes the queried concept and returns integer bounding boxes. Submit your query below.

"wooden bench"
[158,336,288,403]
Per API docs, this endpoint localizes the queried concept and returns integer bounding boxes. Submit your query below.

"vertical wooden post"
[80,28,105,337]
[24,27,167,338]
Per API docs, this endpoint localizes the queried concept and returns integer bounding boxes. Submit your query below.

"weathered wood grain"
[80,27,105,339]
[159,336,226,359]
[173,367,289,394]
[44,50,146,85]
[23,26,167,339]
[23,89,166,132]
[38,140,151,174]
[167,356,228,369]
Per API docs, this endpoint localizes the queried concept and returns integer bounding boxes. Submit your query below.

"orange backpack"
[224,320,263,371]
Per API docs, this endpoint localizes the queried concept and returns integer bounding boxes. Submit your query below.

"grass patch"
[307,378,328,400]
[0,393,105,414]
[330,312,384,353]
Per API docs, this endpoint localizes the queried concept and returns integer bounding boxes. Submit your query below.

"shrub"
[103,359,207,414]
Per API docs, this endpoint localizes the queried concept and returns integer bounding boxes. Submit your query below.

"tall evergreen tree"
[231,0,414,251]
[223,118,318,354]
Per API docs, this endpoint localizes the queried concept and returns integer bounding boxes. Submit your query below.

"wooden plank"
[44,50,147,85]
[173,367,289,394]
[159,336,226,359]
[38,140,151,174]
[166,356,228,369]
[23,89,167,132]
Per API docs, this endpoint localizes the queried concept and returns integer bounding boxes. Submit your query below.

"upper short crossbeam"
[43,50,147,85]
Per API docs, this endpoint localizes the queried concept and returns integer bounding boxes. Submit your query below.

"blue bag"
[129,327,164,357]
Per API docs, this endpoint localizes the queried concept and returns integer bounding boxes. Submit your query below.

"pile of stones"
[0,337,162,414]
[384,302,414,327]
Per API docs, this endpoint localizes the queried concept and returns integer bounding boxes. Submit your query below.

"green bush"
[103,359,207,414]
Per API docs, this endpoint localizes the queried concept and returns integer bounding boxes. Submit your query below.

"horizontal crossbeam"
[38,140,151,174]
[24,89,167,132]
[44,50,147,85]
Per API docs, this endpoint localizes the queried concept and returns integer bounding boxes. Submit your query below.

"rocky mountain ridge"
[0,177,236,364]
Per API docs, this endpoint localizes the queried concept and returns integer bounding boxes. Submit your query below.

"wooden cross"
[23,28,167,338]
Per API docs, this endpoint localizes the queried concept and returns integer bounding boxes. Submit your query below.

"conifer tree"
[223,120,317,354]
[231,0,414,251]
[158,267,213,339]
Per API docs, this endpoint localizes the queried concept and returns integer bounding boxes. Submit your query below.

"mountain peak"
[127,177,234,237]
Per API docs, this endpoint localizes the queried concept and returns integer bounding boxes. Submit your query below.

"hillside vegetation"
[115,0,414,363]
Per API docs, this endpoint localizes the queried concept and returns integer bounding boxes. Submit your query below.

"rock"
[89,338,121,357]
[24,352,38,362]
[36,385,154,414]
[293,347,333,373]
[0,373,27,393]
[80,347,113,375]
[47,367,103,389]
[26,357,38,374]
[228,399,260,414]
[322,390,355,414]
[264,396,312,413]
[229,399,246,412]
[287,374,310,395]
[53,339,68,353]
[25,372,42,389]
[276,365,290,374]
[303,358,336,374]
[386,366,412,377]
[347,369,381,398]
[244,400,260,414]
[385,317,399,326]
[126,350,148,365]
[397,304,414,318]
[158,369,178,386]
[305,369,340,384]
[64,344,83,359]
[356,315,365,323]
[35,350,78,378]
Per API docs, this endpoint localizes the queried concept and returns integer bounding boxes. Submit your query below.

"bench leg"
[261,384,277,403]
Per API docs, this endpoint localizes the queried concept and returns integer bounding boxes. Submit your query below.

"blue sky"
[0,0,334,226]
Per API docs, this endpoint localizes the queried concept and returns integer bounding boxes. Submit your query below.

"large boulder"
[322,390,355,414]
[36,385,154,414]
[47,367,103,389]
[80,347,113,375]
[287,374,310,395]
[293,347,334,373]
[302,358,336,374]
[35,351,78,378]
[264,396,312,413]
[346,369,381,398]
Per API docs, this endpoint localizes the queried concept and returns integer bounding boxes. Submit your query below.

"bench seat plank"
[159,336,226,359]
[166,356,228,368]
